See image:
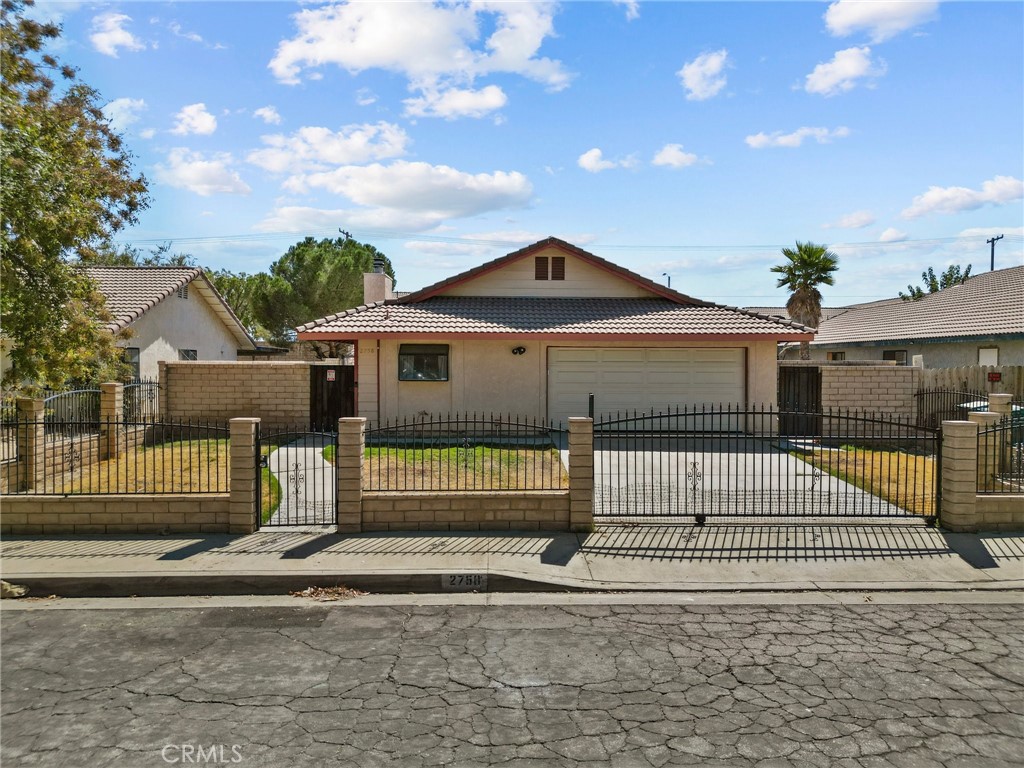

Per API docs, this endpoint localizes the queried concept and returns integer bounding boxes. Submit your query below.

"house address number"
[443,574,487,591]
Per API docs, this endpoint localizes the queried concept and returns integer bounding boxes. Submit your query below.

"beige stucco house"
[297,238,809,424]
[87,266,256,380]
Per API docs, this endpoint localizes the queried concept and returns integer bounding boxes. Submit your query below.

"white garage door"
[547,347,745,424]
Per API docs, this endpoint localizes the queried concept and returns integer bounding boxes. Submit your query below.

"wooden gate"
[309,364,355,431]
[778,366,822,436]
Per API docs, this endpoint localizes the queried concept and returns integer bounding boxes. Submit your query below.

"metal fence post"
[568,417,594,532]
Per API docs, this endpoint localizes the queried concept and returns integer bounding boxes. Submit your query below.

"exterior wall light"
[512,346,527,355]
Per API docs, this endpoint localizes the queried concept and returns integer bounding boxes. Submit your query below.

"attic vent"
[534,256,548,281]
[177,285,189,300]
[551,256,565,281]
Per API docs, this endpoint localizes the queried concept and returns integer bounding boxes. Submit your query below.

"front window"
[882,350,907,365]
[398,344,449,381]
[123,347,140,379]
[978,347,999,366]
[827,351,845,361]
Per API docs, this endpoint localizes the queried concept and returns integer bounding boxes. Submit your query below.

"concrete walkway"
[263,435,335,526]
[2,524,1022,597]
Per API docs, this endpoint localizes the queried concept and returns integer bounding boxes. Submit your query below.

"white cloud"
[103,97,146,132]
[356,88,378,106]
[154,149,251,197]
[171,103,217,135]
[139,128,156,140]
[578,148,635,173]
[284,160,532,220]
[879,227,908,242]
[745,126,850,149]
[825,0,939,43]
[652,144,698,169]
[614,0,640,21]
[90,12,145,57]
[901,176,1024,219]
[253,106,282,125]
[269,2,570,117]
[404,85,508,120]
[247,122,409,175]
[168,21,203,44]
[826,210,875,229]
[677,49,729,101]
[805,46,885,96]
[958,226,1024,238]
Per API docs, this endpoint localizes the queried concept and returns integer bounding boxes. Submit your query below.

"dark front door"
[309,364,355,430]
[778,365,822,436]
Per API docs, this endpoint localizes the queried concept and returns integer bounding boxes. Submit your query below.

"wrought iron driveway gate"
[257,426,338,528]
[592,405,939,523]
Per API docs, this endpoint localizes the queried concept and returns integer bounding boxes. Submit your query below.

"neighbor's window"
[178,349,198,361]
[882,350,907,365]
[978,347,999,366]
[551,256,565,280]
[123,347,141,379]
[535,256,548,280]
[827,351,845,361]
[398,344,449,381]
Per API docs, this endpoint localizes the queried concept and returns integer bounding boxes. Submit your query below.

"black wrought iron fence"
[257,426,338,527]
[1,417,229,495]
[978,417,1024,494]
[364,413,568,491]
[915,388,988,429]
[593,404,939,522]
[0,398,16,463]
[43,388,101,439]
[123,379,160,421]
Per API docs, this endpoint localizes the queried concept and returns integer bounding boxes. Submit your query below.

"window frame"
[398,344,450,382]
[123,347,141,379]
[882,350,908,365]
[534,256,548,281]
[826,351,846,361]
[978,346,999,366]
[178,349,198,361]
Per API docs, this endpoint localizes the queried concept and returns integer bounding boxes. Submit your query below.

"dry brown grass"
[362,445,568,491]
[42,439,230,494]
[802,447,936,516]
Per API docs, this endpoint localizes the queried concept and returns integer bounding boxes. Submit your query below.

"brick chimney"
[363,257,395,304]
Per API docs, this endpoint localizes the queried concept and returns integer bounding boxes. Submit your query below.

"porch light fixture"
[512,346,526,355]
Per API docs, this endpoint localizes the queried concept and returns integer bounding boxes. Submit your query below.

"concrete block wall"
[0,495,231,535]
[821,365,921,418]
[161,361,311,427]
[361,491,570,532]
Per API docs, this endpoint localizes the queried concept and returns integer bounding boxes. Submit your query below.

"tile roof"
[811,265,1024,346]
[742,306,852,325]
[84,266,256,349]
[297,297,811,338]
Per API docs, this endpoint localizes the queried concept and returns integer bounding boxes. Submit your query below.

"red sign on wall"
[326,369,336,382]
[988,372,1002,382]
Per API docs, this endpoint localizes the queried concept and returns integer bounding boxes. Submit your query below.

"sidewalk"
[3,522,1023,597]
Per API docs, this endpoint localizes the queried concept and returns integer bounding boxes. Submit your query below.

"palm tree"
[771,241,839,360]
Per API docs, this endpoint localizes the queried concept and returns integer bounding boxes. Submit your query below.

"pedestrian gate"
[257,426,338,528]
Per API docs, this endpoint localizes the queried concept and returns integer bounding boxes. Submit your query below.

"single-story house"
[296,238,811,423]
[87,266,257,380]
[771,265,1024,367]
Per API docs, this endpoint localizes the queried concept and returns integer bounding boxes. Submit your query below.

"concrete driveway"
[264,435,336,526]
[591,435,912,520]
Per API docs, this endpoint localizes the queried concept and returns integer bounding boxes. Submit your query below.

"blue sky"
[34,0,1024,306]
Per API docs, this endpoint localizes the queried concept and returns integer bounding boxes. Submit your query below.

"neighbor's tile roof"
[85,266,200,332]
[297,297,810,337]
[84,266,256,349]
[742,306,852,326]
[811,265,1024,346]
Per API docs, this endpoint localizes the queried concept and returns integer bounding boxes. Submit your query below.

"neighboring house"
[771,266,1024,367]
[87,266,256,380]
[297,237,810,423]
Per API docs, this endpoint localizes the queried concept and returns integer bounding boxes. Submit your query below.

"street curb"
[7,572,1024,598]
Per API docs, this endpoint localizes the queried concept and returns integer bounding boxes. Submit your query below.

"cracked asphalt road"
[2,601,1022,767]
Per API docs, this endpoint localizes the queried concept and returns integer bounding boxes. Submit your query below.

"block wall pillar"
[337,417,365,534]
[940,420,979,532]
[568,417,594,532]
[229,417,259,535]
[99,382,123,460]
[15,398,44,491]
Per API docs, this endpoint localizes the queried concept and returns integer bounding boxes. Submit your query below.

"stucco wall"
[359,338,778,423]
[0,494,231,534]
[161,361,310,427]
[443,246,656,298]
[806,339,1024,368]
[123,289,241,380]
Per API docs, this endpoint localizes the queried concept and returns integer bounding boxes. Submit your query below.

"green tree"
[206,268,266,339]
[770,241,839,360]
[1,0,148,389]
[249,236,394,345]
[87,242,197,268]
[898,264,972,301]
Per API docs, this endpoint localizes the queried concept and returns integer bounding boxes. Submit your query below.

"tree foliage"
[215,236,395,346]
[898,264,972,301]
[770,241,839,360]
[1,0,149,389]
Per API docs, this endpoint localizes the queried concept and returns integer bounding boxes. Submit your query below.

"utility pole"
[987,234,1004,271]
